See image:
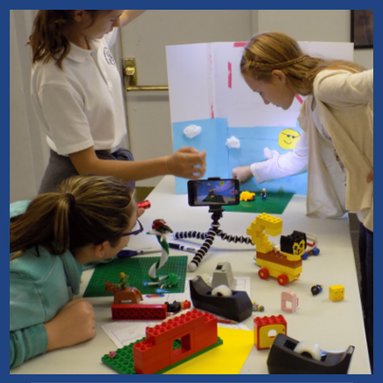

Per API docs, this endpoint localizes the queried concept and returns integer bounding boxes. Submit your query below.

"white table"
[11,175,371,374]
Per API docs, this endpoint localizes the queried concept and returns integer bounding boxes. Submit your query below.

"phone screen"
[188,179,239,206]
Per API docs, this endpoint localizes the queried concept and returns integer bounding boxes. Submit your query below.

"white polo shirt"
[30,29,126,155]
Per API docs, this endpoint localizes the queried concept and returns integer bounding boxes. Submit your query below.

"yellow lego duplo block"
[266,227,284,237]
[247,214,283,240]
[247,221,258,238]
[252,233,271,246]
[329,285,344,301]
[254,315,287,350]
[240,191,256,201]
[257,244,274,254]
[282,252,302,262]
[256,213,283,236]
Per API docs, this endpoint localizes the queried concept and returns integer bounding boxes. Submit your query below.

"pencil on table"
[216,318,238,324]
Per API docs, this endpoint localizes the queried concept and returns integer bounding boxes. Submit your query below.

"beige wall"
[10,10,373,201]
[257,10,372,69]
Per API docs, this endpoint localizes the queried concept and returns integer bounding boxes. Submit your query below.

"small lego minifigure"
[261,188,267,200]
[252,301,265,312]
[311,284,323,295]
[117,272,130,289]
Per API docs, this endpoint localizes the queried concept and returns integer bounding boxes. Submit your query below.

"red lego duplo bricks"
[133,309,218,374]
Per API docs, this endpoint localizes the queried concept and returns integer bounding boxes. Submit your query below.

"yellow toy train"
[247,213,306,286]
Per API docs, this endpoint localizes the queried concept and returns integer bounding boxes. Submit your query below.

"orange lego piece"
[132,309,218,374]
[254,315,287,350]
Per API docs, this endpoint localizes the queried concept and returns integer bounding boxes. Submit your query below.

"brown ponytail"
[28,10,99,69]
[10,175,136,260]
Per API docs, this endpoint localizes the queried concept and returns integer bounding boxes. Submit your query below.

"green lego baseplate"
[83,255,188,297]
[223,191,294,215]
[101,336,223,374]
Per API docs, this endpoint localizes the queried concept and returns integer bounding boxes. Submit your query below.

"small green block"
[101,338,144,374]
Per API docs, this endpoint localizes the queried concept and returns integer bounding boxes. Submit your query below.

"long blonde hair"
[10,175,135,260]
[240,31,366,96]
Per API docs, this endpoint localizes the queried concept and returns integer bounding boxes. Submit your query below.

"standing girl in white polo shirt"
[29,10,206,193]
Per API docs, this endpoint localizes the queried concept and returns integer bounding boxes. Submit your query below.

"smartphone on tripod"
[187,177,240,207]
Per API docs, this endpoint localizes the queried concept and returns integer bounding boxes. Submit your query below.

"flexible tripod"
[174,205,254,271]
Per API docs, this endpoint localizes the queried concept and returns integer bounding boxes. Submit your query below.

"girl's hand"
[166,147,206,180]
[232,165,252,184]
[367,169,373,182]
[44,298,96,352]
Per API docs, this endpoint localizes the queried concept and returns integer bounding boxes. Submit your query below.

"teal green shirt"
[10,200,83,369]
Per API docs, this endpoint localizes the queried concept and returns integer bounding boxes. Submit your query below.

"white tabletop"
[11,175,371,375]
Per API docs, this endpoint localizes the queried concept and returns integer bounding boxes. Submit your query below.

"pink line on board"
[234,42,247,47]
[228,62,232,88]
[295,95,304,104]
[208,53,214,118]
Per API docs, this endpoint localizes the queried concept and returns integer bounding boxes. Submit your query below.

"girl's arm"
[35,80,206,181]
[10,298,96,368]
[119,10,146,27]
[232,131,309,184]
[69,146,206,181]
[11,325,48,368]
[314,69,373,105]
[10,276,50,368]
[44,298,96,352]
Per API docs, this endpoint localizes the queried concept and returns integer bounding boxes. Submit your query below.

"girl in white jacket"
[232,31,373,370]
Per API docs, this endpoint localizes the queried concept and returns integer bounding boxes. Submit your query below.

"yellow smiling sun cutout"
[278,129,301,149]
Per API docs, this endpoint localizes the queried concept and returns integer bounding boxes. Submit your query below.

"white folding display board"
[166,41,353,194]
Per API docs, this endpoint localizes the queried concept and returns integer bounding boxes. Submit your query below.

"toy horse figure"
[104,281,144,304]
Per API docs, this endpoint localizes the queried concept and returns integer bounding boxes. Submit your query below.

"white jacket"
[251,69,373,231]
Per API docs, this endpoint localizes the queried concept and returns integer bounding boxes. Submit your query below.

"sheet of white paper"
[102,320,164,348]
[217,322,250,330]
[102,276,252,347]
